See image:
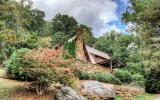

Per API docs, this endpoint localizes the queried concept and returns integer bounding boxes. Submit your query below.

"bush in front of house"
[5,48,78,95]
[74,70,121,85]
[145,66,160,93]
[93,72,122,85]
[25,68,57,95]
[131,73,145,87]
[5,48,31,80]
[114,69,133,84]
[74,70,92,80]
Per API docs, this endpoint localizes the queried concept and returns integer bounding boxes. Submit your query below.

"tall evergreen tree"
[123,0,160,92]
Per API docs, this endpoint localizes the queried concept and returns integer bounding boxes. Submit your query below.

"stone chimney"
[75,28,87,61]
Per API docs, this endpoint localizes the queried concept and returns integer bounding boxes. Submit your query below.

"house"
[68,28,124,69]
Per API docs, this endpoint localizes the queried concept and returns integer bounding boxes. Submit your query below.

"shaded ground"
[0,67,55,100]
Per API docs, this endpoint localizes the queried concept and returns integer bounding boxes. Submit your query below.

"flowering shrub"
[6,48,78,95]
[24,48,74,68]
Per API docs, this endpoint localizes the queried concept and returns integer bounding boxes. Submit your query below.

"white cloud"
[31,0,119,36]
[97,24,121,37]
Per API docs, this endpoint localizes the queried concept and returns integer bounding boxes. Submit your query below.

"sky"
[31,0,128,37]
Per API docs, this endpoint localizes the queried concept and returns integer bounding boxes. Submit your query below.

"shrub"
[114,69,133,84]
[5,48,30,80]
[74,70,92,80]
[6,47,77,95]
[0,29,18,44]
[37,36,52,48]
[131,74,145,87]
[7,55,71,95]
[74,70,121,85]
[0,29,18,63]
[62,41,76,59]
[126,62,145,75]
[16,32,38,49]
[93,73,121,85]
[52,32,69,46]
[58,75,79,89]
[27,68,56,95]
[145,66,160,93]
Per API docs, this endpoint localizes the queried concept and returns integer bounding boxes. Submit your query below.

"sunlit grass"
[0,80,18,100]
[134,94,154,100]
[0,67,19,100]
[0,67,5,77]
[115,94,154,100]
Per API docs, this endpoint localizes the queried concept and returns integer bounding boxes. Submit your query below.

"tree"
[29,9,45,34]
[123,0,160,93]
[94,31,134,64]
[51,14,92,46]
[51,14,78,36]
[0,0,17,30]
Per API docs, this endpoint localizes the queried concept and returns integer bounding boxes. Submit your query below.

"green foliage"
[0,0,17,30]
[5,48,30,80]
[17,32,39,49]
[0,29,17,44]
[145,66,160,93]
[132,74,145,87]
[0,0,45,34]
[50,14,92,46]
[29,9,45,34]
[93,73,121,85]
[134,93,154,100]
[51,14,78,36]
[123,0,160,92]
[74,70,92,80]
[58,75,78,89]
[126,62,144,75]
[63,41,76,59]
[37,36,52,48]
[27,68,56,95]
[52,32,69,45]
[114,69,133,84]
[74,70,121,85]
[94,31,134,64]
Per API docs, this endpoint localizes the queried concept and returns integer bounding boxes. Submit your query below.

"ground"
[0,67,159,100]
[0,67,55,100]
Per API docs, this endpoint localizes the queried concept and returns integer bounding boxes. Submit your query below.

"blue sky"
[111,0,128,34]
[31,0,129,37]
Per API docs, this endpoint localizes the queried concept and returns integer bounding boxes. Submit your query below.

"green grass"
[0,67,5,76]
[134,94,154,100]
[0,80,17,100]
[114,94,154,100]
[114,96,122,100]
[0,67,19,100]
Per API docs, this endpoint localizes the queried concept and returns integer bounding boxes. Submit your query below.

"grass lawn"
[134,94,154,100]
[0,67,5,77]
[0,67,55,100]
[0,80,19,100]
[114,94,154,100]
[0,67,23,100]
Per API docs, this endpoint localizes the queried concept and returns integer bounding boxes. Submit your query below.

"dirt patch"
[10,89,56,100]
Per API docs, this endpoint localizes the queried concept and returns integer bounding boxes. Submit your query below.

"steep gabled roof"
[85,45,111,60]
[85,45,111,64]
